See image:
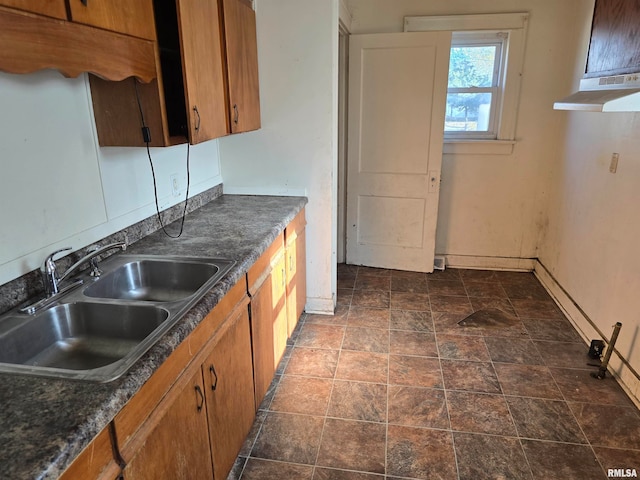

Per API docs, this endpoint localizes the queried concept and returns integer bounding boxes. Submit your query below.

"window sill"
[443,139,515,155]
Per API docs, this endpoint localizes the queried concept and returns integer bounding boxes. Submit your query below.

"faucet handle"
[41,247,72,273]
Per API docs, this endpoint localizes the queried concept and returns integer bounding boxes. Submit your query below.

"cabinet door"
[585,0,640,77]
[203,303,255,480]
[176,0,228,143]
[271,252,289,368]
[0,0,66,19]
[222,0,261,133]
[250,272,276,410]
[67,0,156,40]
[286,227,307,336]
[122,369,213,480]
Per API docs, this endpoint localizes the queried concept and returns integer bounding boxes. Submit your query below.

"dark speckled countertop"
[0,194,307,480]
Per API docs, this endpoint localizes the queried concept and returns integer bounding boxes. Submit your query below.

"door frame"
[337,21,349,264]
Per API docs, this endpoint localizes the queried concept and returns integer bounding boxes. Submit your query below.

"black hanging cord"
[134,79,190,239]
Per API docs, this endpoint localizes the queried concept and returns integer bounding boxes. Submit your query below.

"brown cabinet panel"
[249,245,288,410]
[0,7,156,82]
[586,0,640,77]
[250,272,276,410]
[122,369,214,480]
[285,210,307,336]
[176,0,228,143]
[222,0,261,133]
[0,0,66,19]
[59,426,118,480]
[203,301,255,480]
[68,0,156,40]
[271,252,288,365]
[89,75,170,147]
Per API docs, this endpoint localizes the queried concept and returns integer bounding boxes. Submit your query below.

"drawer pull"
[209,364,218,391]
[195,385,205,412]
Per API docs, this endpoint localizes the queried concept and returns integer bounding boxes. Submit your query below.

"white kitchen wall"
[218,0,339,313]
[346,0,589,269]
[539,9,640,399]
[0,70,222,286]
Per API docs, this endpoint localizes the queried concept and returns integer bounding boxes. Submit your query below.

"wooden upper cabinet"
[67,0,156,40]
[222,0,261,133]
[586,0,640,77]
[0,0,67,19]
[175,0,228,143]
[0,6,156,82]
[90,0,261,146]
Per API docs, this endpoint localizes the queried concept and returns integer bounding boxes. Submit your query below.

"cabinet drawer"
[0,0,67,19]
[67,0,156,40]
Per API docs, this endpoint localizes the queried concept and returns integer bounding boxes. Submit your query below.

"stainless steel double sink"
[0,255,234,382]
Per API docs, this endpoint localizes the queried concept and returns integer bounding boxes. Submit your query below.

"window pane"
[448,46,497,88]
[445,93,492,132]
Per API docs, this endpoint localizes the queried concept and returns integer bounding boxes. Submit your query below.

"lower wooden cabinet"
[203,302,255,480]
[122,368,213,480]
[118,293,254,480]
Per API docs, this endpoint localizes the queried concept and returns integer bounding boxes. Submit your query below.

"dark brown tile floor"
[228,265,640,480]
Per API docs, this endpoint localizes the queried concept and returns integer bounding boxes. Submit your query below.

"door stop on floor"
[589,322,622,380]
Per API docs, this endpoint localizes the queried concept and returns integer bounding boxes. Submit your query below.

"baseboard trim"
[304,297,335,315]
[442,255,535,271]
[534,260,640,408]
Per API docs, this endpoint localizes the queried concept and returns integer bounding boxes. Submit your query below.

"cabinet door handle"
[193,105,201,132]
[195,385,205,412]
[233,104,239,125]
[81,0,88,5]
[209,364,218,391]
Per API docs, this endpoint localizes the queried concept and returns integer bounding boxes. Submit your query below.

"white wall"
[346,0,588,269]
[539,6,640,399]
[0,70,222,286]
[218,0,339,313]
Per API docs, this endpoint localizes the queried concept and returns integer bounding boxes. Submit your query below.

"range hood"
[554,73,640,112]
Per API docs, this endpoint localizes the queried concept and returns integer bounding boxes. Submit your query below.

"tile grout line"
[385,271,391,478]
[544,350,610,479]
[310,289,349,477]
[431,276,462,480]
[483,281,537,480]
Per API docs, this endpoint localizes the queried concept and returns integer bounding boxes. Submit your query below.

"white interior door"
[346,31,451,273]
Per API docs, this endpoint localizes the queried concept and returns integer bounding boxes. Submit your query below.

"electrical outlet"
[170,173,180,197]
[610,153,619,173]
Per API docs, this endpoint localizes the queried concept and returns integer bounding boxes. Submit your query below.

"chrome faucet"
[40,242,127,297]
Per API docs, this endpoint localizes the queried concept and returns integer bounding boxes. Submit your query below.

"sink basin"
[0,303,168,381]
[0,255,235,382]
[84,257,232,302]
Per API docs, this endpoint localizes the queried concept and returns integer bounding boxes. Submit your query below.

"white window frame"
[405,13,529,155]
[445,31,507,140]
